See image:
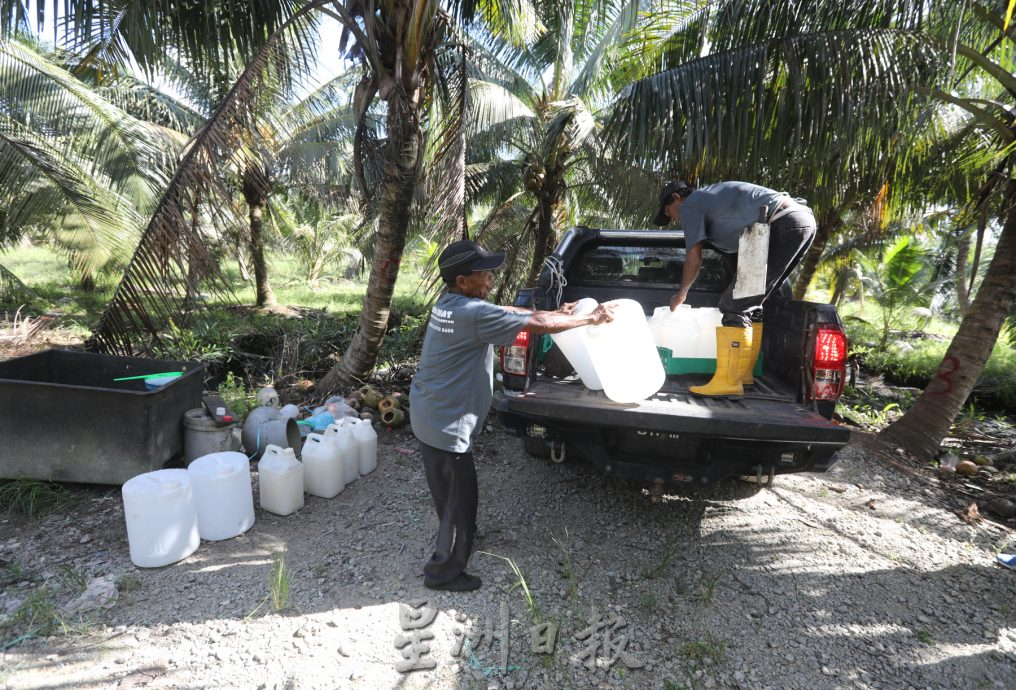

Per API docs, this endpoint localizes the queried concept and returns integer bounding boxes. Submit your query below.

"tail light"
[501,329,531,376]
[810,324,847,400]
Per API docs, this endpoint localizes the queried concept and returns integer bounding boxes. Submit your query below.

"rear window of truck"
[570,245,731,291]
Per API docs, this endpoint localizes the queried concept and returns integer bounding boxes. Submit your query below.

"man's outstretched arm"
[670,242,703,310]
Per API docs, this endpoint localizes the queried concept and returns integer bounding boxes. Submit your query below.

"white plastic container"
[585,299,666,403]
[121,469,200,568]
[300,432,345,498]
[693,307,723,358]
[350,419,378,475]
[257,444,304,516]
[648,305,699,357]
[187,452,255,541]
[549,297,603,389]
[324,421,359,485]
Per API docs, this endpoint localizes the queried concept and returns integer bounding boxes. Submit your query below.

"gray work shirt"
[410,292,531,453]
[679,181,788,253]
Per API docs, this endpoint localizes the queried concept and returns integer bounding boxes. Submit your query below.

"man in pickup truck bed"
[410,239,613,592]
[654,180,815,398]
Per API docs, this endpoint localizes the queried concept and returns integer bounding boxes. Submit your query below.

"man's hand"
[589,303,614,325]
[670,289,688,311]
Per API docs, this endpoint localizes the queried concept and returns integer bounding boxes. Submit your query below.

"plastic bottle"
[549,297,603,389]
[300,433,345,498]
[323,421,359,485]
[647,305,699,358]
[350,419,378,475]
[121,469,200,568]
[187,451,255,540]
[584,299,666,403]
[257,445,304,516]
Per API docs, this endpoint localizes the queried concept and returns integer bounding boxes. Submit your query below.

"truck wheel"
[522,436,550,459]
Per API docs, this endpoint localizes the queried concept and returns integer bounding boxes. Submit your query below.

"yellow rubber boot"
[741,323,764,385]
[690,326,750,398]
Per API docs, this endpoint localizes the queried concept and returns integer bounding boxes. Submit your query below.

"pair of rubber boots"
[689,323,763,398]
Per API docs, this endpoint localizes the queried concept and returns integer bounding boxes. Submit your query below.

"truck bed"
[505,374,848,445]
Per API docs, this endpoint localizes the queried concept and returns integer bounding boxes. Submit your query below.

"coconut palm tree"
[460,0,663,305]
[0,37,181,300]
[880,1,1016,459]
[314,0,542,392]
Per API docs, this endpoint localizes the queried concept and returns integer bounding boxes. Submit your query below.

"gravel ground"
[2,420,1016,690]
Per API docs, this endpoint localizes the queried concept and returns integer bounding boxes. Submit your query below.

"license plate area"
[616,429,700,460]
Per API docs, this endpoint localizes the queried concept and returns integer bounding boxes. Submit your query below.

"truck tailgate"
[505,376,849,446]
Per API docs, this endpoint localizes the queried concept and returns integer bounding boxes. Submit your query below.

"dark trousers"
[420,442,478,585]
[718,208,816,327]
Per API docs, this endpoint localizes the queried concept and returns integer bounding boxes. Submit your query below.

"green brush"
[113,371,183,382]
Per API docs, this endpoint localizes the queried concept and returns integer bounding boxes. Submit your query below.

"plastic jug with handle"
[121,468,200,567]
[584,299,666,403]
[648,305,699,358]
[300,433,345,498]
[257,444,304,516]
[549,297,603,389]
[693,307,723,358]
[187,451,255,541]
[323,421,359,485]
[350,419,378,475]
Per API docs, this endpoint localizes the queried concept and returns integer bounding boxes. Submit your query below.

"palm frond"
[0,260,36,306]
[87,2,325,355]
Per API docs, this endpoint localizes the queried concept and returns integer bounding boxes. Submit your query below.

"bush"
[852,330,1016,412]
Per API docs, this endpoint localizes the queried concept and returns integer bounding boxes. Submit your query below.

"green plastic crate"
[657,346,762,376]
[539,335,761,377]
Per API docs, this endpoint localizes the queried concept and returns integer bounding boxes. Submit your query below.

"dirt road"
[2,423,1015,689]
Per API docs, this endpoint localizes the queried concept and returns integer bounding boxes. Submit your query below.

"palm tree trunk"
[880,181,1016,459]
[249,202,276,307]
[526,184,560,287]
[792,221,833,300]
[955,229,970,315]
[243,164,275,307]
[317,93,420,393]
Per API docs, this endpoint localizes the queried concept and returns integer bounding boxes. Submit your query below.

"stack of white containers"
[293,417,379,504]
[647,305,723,358]
[551,298,665,403]
[121,416,381,567]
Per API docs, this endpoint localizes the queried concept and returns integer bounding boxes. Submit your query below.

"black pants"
[420,442,478,585]
[718,208,817,327]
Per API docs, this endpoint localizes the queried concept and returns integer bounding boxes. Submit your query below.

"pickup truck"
[495,226,851,490]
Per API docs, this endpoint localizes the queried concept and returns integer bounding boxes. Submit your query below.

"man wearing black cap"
[654,180,815,398]
[410,239,612,591]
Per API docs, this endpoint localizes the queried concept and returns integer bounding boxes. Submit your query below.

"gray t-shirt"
[679,181,788,253]
[410,292,531,453]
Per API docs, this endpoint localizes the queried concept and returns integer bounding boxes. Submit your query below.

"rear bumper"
[494,386,849,486]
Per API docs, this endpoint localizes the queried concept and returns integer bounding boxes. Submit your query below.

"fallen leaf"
[828,485,847,494]
[865,499,877,510]
[393,447,417,456]
[957,502,983,525]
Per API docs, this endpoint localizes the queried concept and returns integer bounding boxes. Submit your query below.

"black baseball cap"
[653,180,694,226]
[438,239,507,282]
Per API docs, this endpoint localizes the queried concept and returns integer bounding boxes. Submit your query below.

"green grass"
[0,479,76,518]
[695,573,720,606]
[839,301,1016,413]
[269,551,291,612]
[479,551,542,622]
[2,245,433,377]
[680,632,726,666]
[0,243,432,390]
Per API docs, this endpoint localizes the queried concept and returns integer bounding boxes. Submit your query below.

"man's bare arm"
[670,242,703,310]
[525,304,612,334]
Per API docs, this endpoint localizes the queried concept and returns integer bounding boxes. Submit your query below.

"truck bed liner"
[505,376,849,445]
